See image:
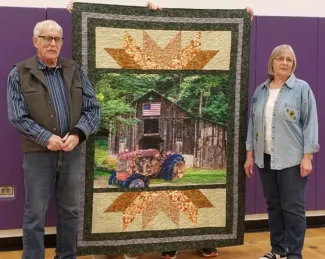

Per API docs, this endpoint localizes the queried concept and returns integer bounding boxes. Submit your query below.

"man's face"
[33,30,63,62]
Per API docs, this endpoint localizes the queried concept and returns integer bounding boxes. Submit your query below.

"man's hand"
[46,135,64,151]
[147,1,162,11]
[67,0,73,13]
[61,134,80,152]
[300,154,313,177]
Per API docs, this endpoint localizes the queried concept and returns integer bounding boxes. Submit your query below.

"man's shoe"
[161,250,178,259]
[199,248,218,257]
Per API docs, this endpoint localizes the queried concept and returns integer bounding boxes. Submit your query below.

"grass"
[94,168,226,184]
[95,147,108,166]
[94,170,109,179]
[150,168,226,184]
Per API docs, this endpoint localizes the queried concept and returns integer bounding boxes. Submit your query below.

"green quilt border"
[72,2,250,255]
[77,238,242,256]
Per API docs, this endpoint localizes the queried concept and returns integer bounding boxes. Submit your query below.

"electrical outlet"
[0,185,14,198]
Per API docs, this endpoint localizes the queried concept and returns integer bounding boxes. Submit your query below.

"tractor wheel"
[160,154,185,181]
[123,174,149,188]
[172,161,186,179]
[108,171,118,186]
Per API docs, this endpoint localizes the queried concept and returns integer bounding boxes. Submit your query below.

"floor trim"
[244,215,325,232]
[0,234,56,251]
[1,215,325,252]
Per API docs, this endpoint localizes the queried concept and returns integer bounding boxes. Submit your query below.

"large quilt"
[72,3,251,256]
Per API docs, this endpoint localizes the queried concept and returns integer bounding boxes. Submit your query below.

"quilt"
[72,2,251,255]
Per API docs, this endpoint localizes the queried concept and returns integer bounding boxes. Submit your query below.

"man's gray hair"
[33,20,63,37]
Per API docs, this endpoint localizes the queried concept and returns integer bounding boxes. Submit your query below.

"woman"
[244,44,319,259]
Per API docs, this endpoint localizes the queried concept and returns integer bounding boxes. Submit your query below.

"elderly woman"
[244,44,319,259]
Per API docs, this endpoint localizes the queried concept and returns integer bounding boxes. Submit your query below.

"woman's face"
[272,50,294,79]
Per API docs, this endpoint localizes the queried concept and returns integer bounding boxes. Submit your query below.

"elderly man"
[7,20,100,259]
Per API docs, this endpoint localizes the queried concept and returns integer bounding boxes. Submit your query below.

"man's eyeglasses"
[38,36,64,44]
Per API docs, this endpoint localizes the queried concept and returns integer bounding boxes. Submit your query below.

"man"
[7,20,100,259]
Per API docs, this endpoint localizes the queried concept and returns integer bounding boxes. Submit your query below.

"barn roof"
[132,89,227,127]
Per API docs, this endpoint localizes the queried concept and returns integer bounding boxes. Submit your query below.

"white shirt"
[264,88,280,154]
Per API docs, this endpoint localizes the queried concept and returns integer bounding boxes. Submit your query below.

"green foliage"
[94,170,108,180]
[94,142,117,171]
[94,72,231,129]
[94,144,107,167]
[176,74,230,123]
[95,73,159,102]
[95,139,108,150]
[101,156,117,169]
[203,93,229,123]
[95,73,160,131]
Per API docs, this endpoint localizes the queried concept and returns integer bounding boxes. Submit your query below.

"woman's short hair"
[267,44,296,79]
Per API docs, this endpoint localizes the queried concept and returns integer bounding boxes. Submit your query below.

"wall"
[0,0,325,17]
[248,17,325,213]
[0,3,325,230]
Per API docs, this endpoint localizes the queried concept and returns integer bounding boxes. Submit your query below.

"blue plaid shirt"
[246,74,319,170]
[7,56,100,148]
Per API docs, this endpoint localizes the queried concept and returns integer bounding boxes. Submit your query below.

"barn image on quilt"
[108,89,227,170]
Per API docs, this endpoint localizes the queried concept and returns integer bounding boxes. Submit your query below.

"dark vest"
[15,56,83,152]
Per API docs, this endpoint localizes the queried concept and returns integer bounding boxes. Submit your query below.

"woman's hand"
[300,154,313,177]
[244,151,254,178]
[67,0,74,13]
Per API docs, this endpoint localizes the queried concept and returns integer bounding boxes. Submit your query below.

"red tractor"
[108,149,185,188]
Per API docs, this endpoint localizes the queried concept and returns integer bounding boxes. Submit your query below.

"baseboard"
[245,215,325,232]
[0,234,56,251]
[1,216,324,252]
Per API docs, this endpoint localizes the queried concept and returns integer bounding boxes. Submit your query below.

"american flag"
[143,103,161,116]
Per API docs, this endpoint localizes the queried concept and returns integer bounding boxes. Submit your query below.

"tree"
[93,72,231,132]
[203,93,228,123]
[176,74,230,123]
